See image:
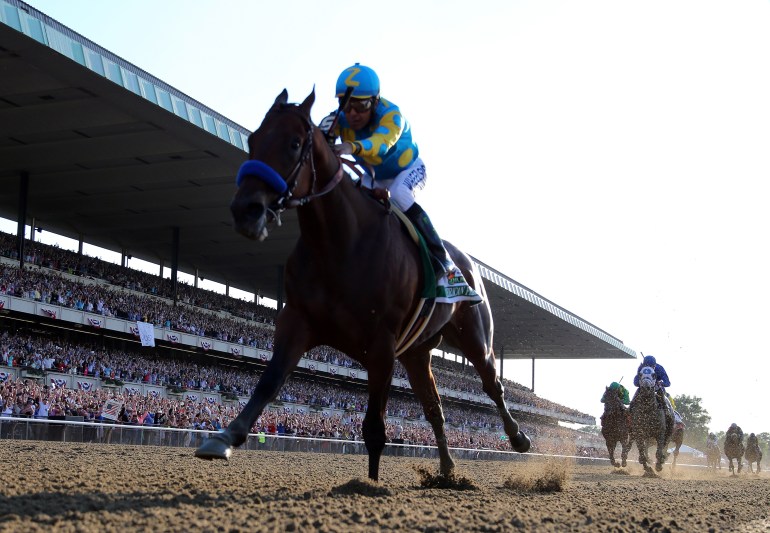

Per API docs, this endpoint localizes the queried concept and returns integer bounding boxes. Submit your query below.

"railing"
[0,416,536,462]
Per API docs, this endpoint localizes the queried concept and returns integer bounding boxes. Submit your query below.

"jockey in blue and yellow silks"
[335,96,418,179]
[321,63,481,304]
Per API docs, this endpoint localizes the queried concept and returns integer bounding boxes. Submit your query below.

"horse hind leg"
[446,317,529,453]
[400,349,455,477]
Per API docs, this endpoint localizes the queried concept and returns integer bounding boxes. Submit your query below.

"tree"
[672,394,711,448]
[578,425,600,435]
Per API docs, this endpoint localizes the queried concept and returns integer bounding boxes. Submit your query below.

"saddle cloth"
[392,208,481,304]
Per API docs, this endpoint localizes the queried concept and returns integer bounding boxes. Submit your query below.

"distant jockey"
[601,382,630,405]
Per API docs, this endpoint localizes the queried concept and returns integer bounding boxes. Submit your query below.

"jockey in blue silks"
[633,355,678,425]
[633,355,670,388]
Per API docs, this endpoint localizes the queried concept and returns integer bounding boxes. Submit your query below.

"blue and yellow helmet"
[336,63,380,99]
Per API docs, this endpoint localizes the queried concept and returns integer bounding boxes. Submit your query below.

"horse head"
[603,386,625,412]
[230,89,340,241]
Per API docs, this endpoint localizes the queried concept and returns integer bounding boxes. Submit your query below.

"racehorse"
[706,440,721,471]
[745,433,763,474]
[724,432,744,475]
[600,387,631,468]
[194,89,531,480]
[630,373,672,475]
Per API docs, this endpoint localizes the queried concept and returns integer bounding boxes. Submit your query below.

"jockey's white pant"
[359,158,426,212]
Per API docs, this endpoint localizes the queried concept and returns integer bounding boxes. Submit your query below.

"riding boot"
[404,203,453,277]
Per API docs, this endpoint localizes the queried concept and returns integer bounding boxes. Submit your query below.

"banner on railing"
[40,307,57,319]
[85,316,103,328]
[137,321,155,347]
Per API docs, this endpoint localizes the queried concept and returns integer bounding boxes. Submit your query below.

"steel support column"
[16,172,29,268]
[171,226,180,305]
[531,356,535,393]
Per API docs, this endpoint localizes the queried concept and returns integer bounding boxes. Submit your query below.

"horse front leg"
[620,435,630,468]
[655,436,667,472]
[400,349,455,477]
[636,437,653,475]
[361,340,395,482]
[195,307,311,460]
[606,438,618,468]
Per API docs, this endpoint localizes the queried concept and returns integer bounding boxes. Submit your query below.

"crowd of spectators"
[0,327,604,454]
[1,230,594,429]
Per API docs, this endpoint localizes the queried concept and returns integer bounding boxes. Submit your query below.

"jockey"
[706,432,718,448]
[633,354,671,389]
[601,381,630,405]
[321,63,481,303]
[633,354,675,422]
[726,423,744,441]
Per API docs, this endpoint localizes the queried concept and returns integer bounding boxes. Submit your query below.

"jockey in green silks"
[601,381,630,405]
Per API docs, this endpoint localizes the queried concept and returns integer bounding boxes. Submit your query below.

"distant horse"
[630,375,672,475]
[724,432,744,475]
[706,440,721,471]
[194,89,530,480]
[600,387,631,468]
[745,433,762,474]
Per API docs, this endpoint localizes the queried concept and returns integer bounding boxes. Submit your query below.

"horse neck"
[296,134,374,255]
[605,396,624,413]
[633,386,656,408]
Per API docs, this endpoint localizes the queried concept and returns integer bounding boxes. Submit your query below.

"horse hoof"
[512,431,531,453]
[621,460,627,467]
[194,434,233,461]
[655,463,663,472]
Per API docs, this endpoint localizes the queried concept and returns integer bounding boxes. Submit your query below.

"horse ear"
[274,89,289,107]
[298,87,315,116]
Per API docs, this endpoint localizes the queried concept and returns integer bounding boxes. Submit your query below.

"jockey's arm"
[343,109,404,163]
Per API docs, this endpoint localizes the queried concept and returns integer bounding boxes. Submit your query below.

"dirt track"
[0,441,768,532]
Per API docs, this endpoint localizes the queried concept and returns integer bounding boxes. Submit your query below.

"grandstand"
[1,1,632,457]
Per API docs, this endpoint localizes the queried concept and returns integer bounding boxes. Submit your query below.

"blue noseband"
[235,160,288,194]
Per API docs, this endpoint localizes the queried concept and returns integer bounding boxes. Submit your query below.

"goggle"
[340,97,373,113]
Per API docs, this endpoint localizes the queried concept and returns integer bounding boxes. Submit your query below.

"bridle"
[235,104,345,224]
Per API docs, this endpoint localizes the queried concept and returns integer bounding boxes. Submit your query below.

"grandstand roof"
[0,2,635,361]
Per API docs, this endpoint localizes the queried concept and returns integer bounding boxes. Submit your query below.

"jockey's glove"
[333,142,356,156]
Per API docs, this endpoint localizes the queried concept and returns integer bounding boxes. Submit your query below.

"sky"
[6,0,770,436]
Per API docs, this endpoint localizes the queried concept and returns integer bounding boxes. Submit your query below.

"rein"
[235,104,346,216]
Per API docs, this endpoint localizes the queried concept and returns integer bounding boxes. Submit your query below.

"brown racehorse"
[724,432,744,475]
[194,89,530,480]
[600,387,631,468]
[745,433,762,474]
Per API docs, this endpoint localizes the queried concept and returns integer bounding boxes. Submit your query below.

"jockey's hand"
[333,142,356,156]
[318,112,337,136]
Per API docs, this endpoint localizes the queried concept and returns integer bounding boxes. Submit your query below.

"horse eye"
[291,138,301,150]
